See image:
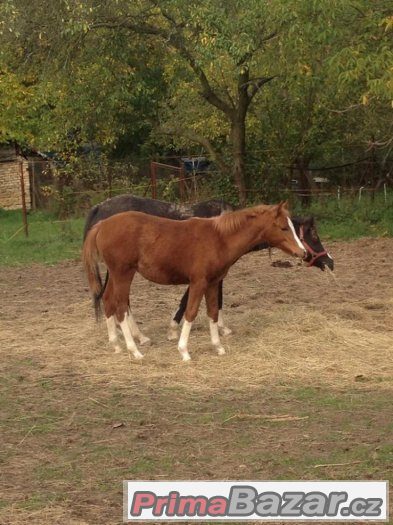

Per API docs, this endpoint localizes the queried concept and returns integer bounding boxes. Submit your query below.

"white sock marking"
[170,319,179,329]
[167,319,179,341]
[217,310,225,329]
[127,310,150,345]
[106,316,122,353]
[218,310,232,336]
[119,314,143,359]
[209,319,226,355]
[178,320,192,361]
[209,319,221,346]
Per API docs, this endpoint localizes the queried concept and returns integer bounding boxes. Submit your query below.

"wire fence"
[1,154,392,239]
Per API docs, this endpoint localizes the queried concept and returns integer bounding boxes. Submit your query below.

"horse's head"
[292,216,334,271]
[263,201,306,259]
[190,199,234,218]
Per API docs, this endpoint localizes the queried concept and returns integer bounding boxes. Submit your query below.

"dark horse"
[84,194,333,342]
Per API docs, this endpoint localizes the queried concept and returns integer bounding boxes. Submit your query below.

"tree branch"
[173,40,234,117]
[160,125,229,174]
[236,31,278,66]
[148,0,185,30]
[241,76,277,100]
[238,66,250,115]
[327,102,364,113]
[91,19,165,36]
[91,16,235,119]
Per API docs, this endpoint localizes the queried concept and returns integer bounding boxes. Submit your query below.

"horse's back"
[84,195,233,240]
[99,210,214,240]
[84,194,184,237]
[190,199,233,218]
[96,211,219,276]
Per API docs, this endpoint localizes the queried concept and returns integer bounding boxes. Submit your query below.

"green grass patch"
[0,209,84,266]
[293,193,393,240]
[1,192,392,266]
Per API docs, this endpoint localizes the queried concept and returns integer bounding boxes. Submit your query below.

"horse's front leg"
[178,282,206,361]
[217,280,232,336]
[167,287,189,340]
[205,282,226,356]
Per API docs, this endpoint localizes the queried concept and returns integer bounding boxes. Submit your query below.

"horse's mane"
[213,205,270,235]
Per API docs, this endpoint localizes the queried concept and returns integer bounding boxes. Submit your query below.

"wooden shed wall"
[0,160,31,210]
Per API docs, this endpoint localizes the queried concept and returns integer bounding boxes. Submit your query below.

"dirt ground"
[1,237,392,524]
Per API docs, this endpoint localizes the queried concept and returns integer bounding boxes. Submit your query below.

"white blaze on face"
[287,217,306,252]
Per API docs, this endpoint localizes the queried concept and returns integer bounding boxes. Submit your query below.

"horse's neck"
[250,241,269,253]
[221,223,268,263]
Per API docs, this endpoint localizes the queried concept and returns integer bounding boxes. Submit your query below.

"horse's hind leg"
[167,287,189,340]
[127,308,151,346]
[112,269,144,360]
[217,280,232,336]
[119,312,144,360]
[205,283,226,356]
[106,315,122,354]
[102,276,123,353]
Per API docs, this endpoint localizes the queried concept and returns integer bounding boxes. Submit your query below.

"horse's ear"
[275,200,288,217]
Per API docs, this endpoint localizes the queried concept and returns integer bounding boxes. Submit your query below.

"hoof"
[219,326,232,336]
[179,349,191,362]
[167,330,179,341]
[168,320,179,341]
[133,351,144,360]
[139,336,151,346]
[217,346,226,356]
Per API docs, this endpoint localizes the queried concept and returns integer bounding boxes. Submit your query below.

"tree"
[1,0,281,204]
[0,0,391,204]
[248,0,393,201]
[0,0,167,157]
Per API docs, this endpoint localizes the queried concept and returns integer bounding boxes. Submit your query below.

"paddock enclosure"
[1,237,392,524]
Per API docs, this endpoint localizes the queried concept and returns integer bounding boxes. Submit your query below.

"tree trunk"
[230,119,247,206]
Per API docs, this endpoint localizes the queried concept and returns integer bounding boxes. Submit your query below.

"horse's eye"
[281,227,289,231]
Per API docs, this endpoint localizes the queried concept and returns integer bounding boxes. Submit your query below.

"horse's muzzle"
[320,255,334,271]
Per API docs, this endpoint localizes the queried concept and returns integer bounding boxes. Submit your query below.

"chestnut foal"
[83,201,306,361]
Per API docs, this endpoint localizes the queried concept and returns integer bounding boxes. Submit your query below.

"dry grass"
[1,237,392,524]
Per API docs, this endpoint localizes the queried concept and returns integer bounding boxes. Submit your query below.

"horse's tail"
[82,223,105,320]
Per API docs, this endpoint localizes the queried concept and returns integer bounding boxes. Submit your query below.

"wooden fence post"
[19,159,29,237]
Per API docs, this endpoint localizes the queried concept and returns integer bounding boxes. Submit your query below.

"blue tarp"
[181,157,210,173]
